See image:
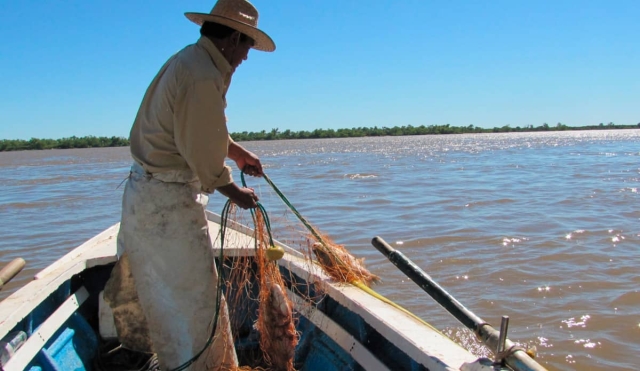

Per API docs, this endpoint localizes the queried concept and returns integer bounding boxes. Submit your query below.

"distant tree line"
[230,122,640,141]
[0,136,129,152]
[1,122,638,151]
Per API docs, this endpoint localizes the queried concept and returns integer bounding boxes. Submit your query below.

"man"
[104,0,276,369]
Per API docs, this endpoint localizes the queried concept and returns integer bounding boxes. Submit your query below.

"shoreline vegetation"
[1,122,638,152]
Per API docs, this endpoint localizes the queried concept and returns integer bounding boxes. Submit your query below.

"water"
[1,130,638,370]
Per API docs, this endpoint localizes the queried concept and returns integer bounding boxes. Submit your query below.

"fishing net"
[221,205,297,371]
[307,235,379,286]
[213,173,379,371]
[259,173,379,287]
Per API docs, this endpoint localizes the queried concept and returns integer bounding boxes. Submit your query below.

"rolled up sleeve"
[173,79,233,193]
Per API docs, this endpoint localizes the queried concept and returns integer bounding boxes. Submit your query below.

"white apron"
[105,163,237,370]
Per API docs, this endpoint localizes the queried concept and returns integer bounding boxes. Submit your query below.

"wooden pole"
[0,258,26,290]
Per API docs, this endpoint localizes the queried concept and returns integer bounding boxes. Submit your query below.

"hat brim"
[185,13,275,52]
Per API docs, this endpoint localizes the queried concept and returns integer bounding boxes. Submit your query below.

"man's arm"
[216,182,259,209]
[228,137,264,177]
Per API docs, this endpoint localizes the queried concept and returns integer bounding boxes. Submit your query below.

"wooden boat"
[0,211,546,371]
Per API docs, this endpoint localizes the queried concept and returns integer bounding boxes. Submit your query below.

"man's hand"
[228,141,263,177]
[216,183,259,209]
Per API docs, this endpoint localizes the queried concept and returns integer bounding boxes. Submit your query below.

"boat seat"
[3,286,96,371]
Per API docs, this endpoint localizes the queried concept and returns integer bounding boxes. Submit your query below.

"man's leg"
[121,175,237,370]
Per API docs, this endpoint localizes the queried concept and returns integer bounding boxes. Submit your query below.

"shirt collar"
[197,36,232,86]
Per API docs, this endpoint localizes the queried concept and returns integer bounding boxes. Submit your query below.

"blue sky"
[1,0,638,140]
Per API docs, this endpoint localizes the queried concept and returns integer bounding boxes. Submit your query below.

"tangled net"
[252,210,297,371]
[222,206,297,371]
[260,173,379,288]
[307,236,379,287]
[217,173,379,371]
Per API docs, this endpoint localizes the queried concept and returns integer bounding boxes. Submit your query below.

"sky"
[0,0,638,140]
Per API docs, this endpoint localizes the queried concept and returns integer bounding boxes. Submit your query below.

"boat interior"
[0,212,475,371]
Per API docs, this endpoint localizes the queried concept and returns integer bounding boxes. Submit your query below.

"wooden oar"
[0,258,26,290]
[371,236,546,371]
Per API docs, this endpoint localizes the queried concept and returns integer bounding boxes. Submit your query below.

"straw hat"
[185,0,275,52]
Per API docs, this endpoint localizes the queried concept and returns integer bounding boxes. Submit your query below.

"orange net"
[223,207,298,371]
[219,177,379,370]
[253,211,297,371]
[306,234,379,287]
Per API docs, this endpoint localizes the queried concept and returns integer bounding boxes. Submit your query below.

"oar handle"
[371,236,483,329]
[0,258,26,290]
[371,236,547,371]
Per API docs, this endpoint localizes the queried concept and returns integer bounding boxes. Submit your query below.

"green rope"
[256,173,355,273]
[174,175,283,370]
[241,172,276,248]
[260,173,325,244]
[170,171,329,370]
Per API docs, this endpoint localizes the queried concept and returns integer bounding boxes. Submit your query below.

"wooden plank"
[288,289,390,371]
[4,286,89,370]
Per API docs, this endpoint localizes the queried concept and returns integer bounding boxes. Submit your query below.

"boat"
[0,210,547,371]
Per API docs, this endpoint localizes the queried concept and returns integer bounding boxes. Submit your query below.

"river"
[1,130,638,370]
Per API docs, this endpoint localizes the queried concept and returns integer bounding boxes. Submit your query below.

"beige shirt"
[130,36,234,193]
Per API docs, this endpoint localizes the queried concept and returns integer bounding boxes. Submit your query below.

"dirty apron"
[105,163,237,370]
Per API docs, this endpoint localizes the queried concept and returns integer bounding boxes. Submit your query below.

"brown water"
[1,130,638,370]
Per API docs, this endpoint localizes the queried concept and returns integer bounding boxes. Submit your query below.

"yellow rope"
[352,280,443,334]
